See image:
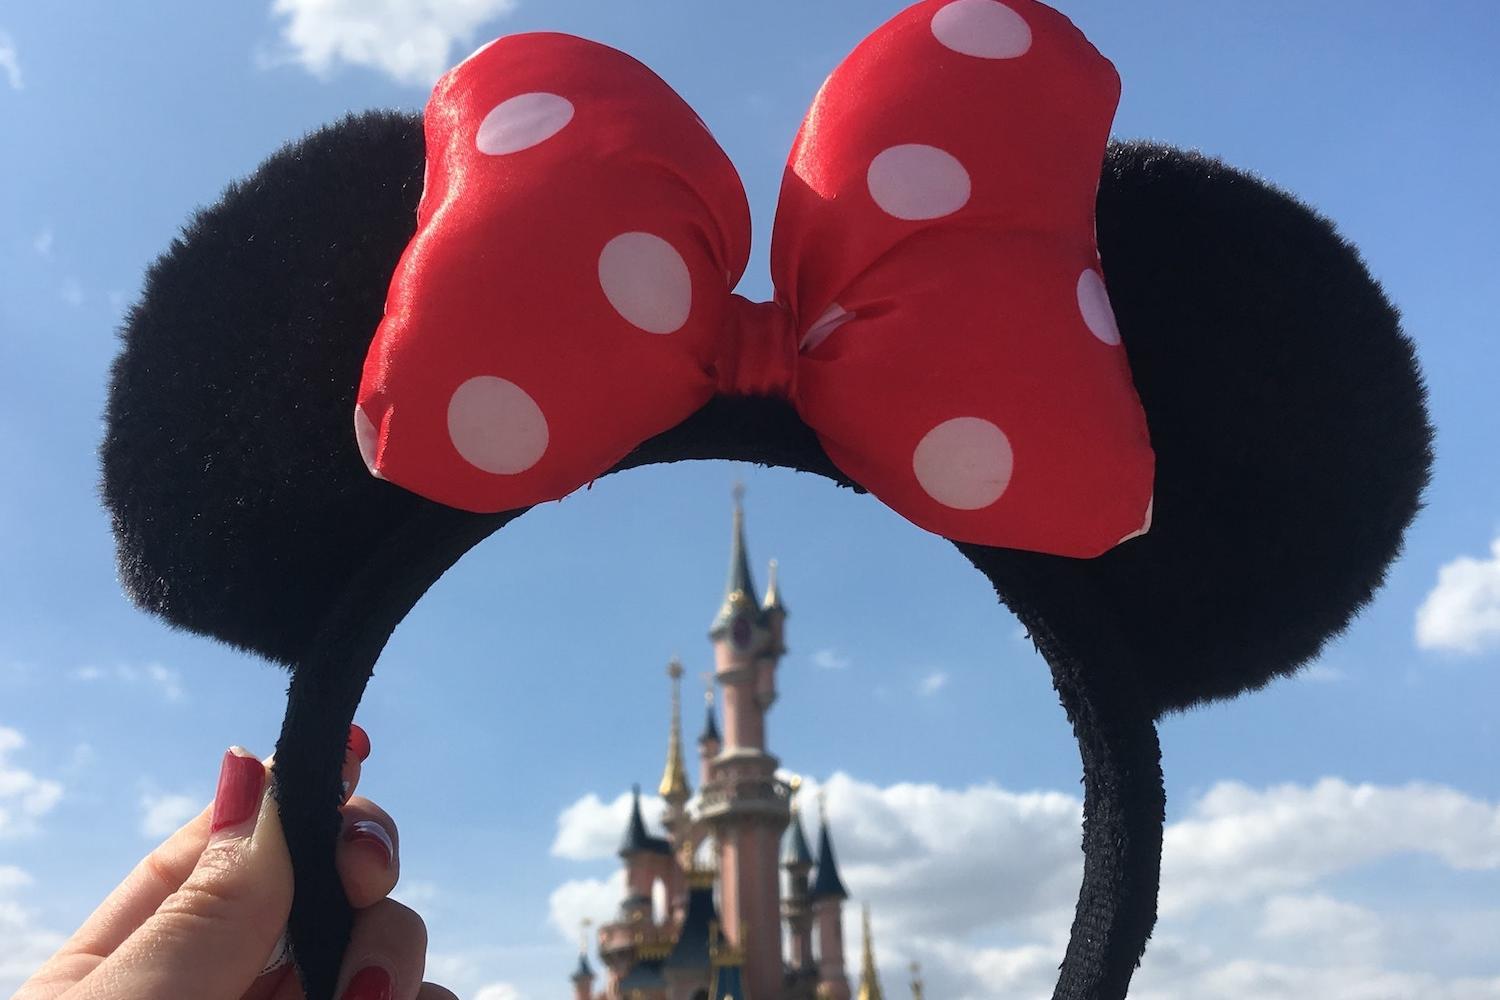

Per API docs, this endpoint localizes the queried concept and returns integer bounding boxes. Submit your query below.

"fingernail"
[341,965,393,1000]
[343,820,394,868]
[210,748,266,837]
[348,724,371,762]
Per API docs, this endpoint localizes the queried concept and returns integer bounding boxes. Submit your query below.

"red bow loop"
[358,32,752,513]
[769,0,1152,554]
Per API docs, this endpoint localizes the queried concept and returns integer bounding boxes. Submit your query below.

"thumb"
[71,748,293,1000]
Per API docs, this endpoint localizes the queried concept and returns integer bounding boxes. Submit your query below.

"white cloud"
[0,728,64,838]
[0,31,21,91]
[268,0,520,86]
[547,871,623,943]
[812,648,851,670]
[917,671,949,696]
[60,278,84,308]
[0,867,64,996]
[1417,538,1500,654]
[475,982,525,1000]
[1160,778,1500,916]
[32,228,53,258]
[139,792,200,838]
[548,772,1500,1000]
[70,663,185,703]
[550,790,663,861]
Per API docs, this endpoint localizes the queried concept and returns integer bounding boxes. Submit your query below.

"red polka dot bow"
[357,0,1155,555]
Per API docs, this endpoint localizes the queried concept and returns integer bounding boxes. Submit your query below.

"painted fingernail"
[210,748,266,837]
[348,724,371,762]
[343,820,394,868]
[341,965,393,1000]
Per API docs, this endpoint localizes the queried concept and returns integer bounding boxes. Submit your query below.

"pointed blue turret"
[709,485,761,639]
[618,784,671,857]
[783,806,814,870]
[810,805,850,901]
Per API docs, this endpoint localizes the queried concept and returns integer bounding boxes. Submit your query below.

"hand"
[15,727,454,1000]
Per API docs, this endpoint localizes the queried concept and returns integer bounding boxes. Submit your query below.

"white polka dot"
[867,145,972,221]
[447,376,549,475]
[598,232,693,334]
[913,417,1013,510]
[1117,496,1154,544]
[799,303,855,353]
[931,0,1032,58]
[1077,269,1121,345]
[475,93,575,155]
[354,405,383,478]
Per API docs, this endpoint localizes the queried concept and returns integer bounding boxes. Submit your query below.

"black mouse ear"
[102,110,449,666]
[1002,141,1432,714]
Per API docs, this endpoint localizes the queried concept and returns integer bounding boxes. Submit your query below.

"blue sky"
[2,2,1498,998]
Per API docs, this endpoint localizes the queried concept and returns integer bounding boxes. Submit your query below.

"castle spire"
[909,961,924,1000]
[811,789,849,900]
[856,905,884,1000]
[782,778,814,869]
[762,558,787,614]
[699,684,721,745]
[658,657,691,804]
[710,483,760,638]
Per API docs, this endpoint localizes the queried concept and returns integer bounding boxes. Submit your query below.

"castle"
[566,493,922,1000]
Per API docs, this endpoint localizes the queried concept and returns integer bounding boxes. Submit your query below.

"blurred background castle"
[566,491,925,1000]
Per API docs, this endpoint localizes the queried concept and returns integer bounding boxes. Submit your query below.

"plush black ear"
[995,140,1433,715]
[103,117,1430,1000]
[102,110,461,666]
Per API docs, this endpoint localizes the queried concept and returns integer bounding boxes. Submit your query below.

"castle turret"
[909,961,924,1000]
[698,685,721,789]
[762,558,788,659]
[700,487,790,1000]
[811,793,851,1000]
[782,781,817,983]
[618,785,672,924]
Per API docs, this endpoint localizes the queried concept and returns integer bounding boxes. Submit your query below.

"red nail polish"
[348,724,371,762]
[343,820,394,868]
[210,750,266,834]
[341,966,393,1000]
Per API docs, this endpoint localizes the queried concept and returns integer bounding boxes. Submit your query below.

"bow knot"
[357,0,1156,555]
[714,296,799,400]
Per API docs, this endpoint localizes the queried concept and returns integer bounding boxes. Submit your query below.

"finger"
[417,985,460,1000]
[334,899,429,1000]
[69,749,291,1000]
[337,797,400,909]
[13,803,214,999]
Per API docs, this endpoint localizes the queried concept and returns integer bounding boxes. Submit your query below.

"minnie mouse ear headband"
[102,1,1432,997]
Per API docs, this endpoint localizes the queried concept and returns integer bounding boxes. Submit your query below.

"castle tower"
[782,780,819,999]
[811,793,851,1000]
[855,905,883,1000]
[700,487,791,1000]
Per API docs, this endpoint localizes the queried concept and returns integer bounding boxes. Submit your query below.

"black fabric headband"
[101,109,1431,999]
